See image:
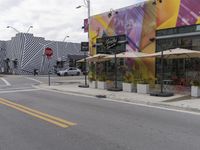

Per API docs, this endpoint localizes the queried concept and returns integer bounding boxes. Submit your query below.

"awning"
[104,51,148,59]
[140,48,200,59]
[77,58,85,63]
[77,54,110,63]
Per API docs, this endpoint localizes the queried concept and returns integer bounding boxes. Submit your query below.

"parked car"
[57,67,81,76]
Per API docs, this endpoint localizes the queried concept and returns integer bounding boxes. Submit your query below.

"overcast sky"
[0,0,145,43]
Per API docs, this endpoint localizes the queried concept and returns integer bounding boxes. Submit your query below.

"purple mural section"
[177,0,200,26]
[113,4,145,52]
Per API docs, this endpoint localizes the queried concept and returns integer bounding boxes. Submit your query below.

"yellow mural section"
[139,1,157,83]
[197,18,200,24]
[157,0,181,29]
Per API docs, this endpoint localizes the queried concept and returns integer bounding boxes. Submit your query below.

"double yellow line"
[0,98,76,128]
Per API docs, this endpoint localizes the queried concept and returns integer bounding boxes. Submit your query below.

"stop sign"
[45,47,53,59]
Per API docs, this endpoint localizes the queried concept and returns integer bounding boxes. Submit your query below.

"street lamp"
[7,25,33,33]
[76,0,90,88]
[26,26,33,33]
[6,26,20,33]
[63,35,70,42]
[57,35,70,58]
[56,35,70,69]
[63,35,70,49]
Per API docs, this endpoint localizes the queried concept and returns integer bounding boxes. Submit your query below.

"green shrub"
[97,73,106,81]
[123,72,132,83]
[138,79,149,84]
[190,80,200,87]
[88,64,96,81]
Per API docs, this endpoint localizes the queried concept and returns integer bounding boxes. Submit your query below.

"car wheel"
[57,73,60,76]
[64,72,68,76]
[77,72,80,76]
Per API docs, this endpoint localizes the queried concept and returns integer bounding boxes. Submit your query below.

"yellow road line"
[0,98,76,128]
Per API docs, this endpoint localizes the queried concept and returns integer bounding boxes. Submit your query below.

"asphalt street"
[0,75,200,150]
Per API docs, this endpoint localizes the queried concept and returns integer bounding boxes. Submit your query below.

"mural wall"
[89,0,200,81]
[157,0,200,29]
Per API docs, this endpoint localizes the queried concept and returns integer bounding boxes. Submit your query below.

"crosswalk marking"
[1,78,11,86]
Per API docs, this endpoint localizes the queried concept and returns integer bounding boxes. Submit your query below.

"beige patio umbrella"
[140,48,200,59]
[77,54,110,63]
[77,58,85,63]
[104,51,148,59]
[139,48,200,96]
[117,51,149,58]
[87,54,110,62]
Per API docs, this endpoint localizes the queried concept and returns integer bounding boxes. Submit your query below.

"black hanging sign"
[81,42,89,51]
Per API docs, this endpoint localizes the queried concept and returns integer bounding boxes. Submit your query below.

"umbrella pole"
[161,50,164,93]
[78,51,89,88]
[150,49,173,97]
[85,52,87,86]
[114,52,117,89]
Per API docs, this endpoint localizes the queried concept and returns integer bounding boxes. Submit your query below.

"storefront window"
[156,25,200,85]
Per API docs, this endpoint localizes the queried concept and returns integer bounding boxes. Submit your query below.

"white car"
[57,67,81,76]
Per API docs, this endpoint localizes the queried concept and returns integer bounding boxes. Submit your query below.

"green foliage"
[97,73,106,81]
[137,79,149,84]
[123,72,132,83]
[190,80,200,87]
[88,71,95,81]
[123,71,139,85]
[191,73,200,87]
[88,64,96,81]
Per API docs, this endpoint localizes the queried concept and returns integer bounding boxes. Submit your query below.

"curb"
[33,85,200,114]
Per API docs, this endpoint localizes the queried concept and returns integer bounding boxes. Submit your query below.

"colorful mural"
[157,0,200,29]
[90,2,147,55]
[156,0,181,29]
[177,0,200,26]
[89,0,200,82]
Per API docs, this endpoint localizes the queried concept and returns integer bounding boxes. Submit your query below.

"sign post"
[79,42,89,88]
[45,47,53,86]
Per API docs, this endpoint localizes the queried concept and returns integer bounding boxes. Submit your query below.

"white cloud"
[0,0,145,43]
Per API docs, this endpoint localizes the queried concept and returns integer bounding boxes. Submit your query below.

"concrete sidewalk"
[34,81,200,113]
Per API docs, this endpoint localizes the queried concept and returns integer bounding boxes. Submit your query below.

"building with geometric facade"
[88,0,200,86]
[0,33,84,75]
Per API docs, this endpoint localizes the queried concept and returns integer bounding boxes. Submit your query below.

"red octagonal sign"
[45,47,53,59]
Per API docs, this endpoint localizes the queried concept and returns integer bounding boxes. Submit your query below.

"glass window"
[155,25,200,85]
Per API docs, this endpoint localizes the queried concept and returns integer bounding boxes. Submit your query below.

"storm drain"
[95,95,107,98]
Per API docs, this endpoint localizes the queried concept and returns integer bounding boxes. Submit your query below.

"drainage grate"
[95,95,107,98]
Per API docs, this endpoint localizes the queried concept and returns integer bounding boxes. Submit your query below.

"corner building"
[88,0,200,86]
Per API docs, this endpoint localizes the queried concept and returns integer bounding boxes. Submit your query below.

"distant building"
[0,33,85,75]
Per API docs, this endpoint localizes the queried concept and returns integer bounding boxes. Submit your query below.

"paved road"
[0,75,200,150]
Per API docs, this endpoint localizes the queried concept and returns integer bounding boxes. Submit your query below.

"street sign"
[96,34,126,54]
[45,47,53,59]
[81,42,89,51]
